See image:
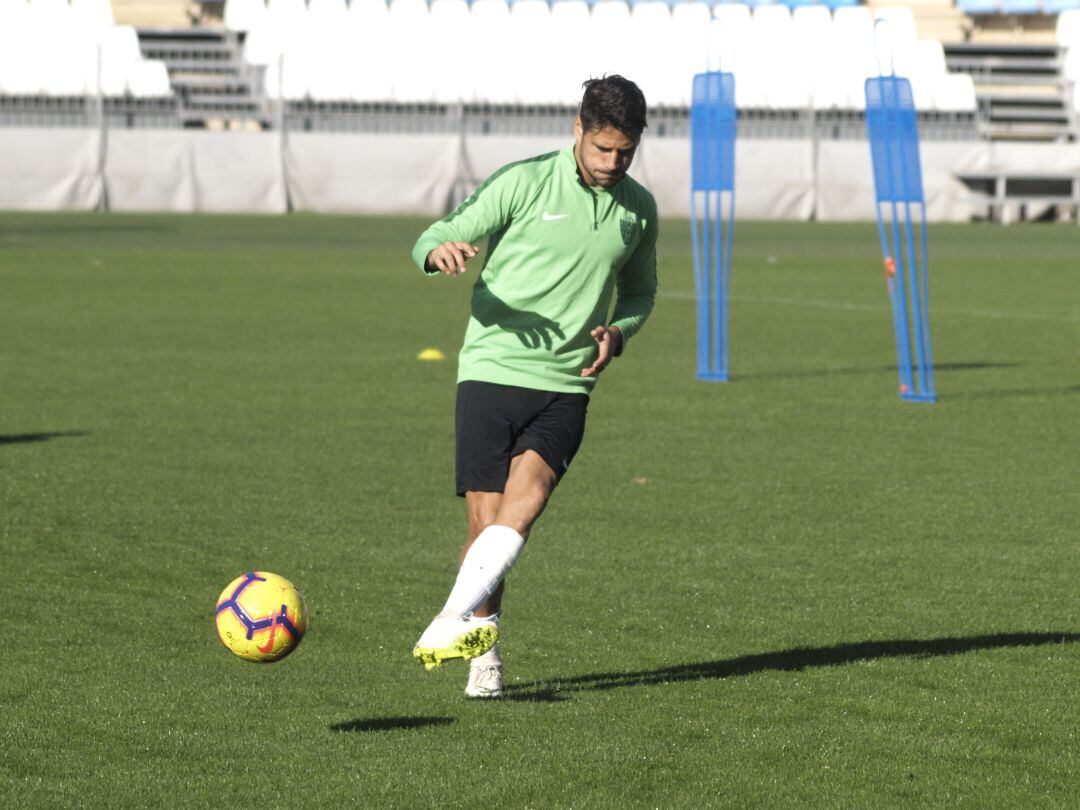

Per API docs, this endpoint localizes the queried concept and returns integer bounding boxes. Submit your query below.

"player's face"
[573,119,639,188]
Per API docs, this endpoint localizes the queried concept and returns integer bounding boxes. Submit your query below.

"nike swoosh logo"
[542,212,569,221]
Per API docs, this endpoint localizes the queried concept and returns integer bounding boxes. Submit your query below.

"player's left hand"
[580,325,622,377]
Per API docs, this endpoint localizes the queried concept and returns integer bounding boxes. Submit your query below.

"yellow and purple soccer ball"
[215,572,308,662]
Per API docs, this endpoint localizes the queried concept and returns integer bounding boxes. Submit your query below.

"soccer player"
[410,75,658,698]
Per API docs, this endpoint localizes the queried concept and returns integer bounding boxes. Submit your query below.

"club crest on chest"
[619,215,636,247]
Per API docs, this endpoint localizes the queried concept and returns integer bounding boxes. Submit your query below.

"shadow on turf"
[0,431,87,446]
[330,716,455,733]
[944,384,1080,402]
[502,632,1079,703]
[737,361,1017,383]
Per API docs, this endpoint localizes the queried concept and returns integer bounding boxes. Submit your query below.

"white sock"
[471,641,502,668]
[440,525,525,618]
[471,614,502,667]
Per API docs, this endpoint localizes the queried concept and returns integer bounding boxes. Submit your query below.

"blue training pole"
[690,71,736,382]
[865,74,936,403]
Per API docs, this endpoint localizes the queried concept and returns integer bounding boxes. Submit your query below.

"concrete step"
[143,45,235,63]
[983,123,1073,140]
[171,74,250,92]
[165,60,243,74]
[184,94,261,110]
[984,102,1070,124]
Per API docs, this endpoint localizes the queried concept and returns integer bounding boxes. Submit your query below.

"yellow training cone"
[417,348,446,361]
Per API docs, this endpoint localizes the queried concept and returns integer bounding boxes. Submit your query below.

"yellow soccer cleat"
[412,615,499,670]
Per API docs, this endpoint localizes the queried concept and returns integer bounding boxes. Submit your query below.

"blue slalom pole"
[690,71,736,382]
[865,74,936,403]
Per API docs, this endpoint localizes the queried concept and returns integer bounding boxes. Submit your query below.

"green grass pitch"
[1,212,1077,807]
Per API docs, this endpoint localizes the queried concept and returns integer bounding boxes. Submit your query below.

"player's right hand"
[426,242,479,276]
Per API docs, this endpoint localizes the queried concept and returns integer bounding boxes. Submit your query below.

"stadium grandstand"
[1,0,1079,218]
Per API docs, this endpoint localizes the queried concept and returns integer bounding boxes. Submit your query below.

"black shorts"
[455,380,589,497]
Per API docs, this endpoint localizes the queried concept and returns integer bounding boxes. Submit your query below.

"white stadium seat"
[1056,9,1080,46]
[28,0,71,29]
[671,1,710,29]
[1,44,49,95]
[833,4,874,51]
[792,4,831,37]
[712,3,751,31]
[0,0,31,28]
[350,0,388,26]
[125,59,172,97]
[828,7,876,109]
[550,0,590,29]
[592,0,630,19]
[874,6,919,49]
[224,0,267,33]
[589,1,635,80]
[93,26,143,95]
[628,1,673,105]
[631,0,669,25]
[266,0,307,32]
[344,0,392,101]
[890,39,946,109]
[470,0,509,23]
[469,0,516,103]
[429,0,472,102]
[212,0,982,115]
[549,0,591,100]
[97,25,143,67]
[243,25,284,67]
[308,0,348,28]
[509,0,556,104]
[1063,46,1080,80]
[388,0,428,21]
[0,3,171,99]
[386,0,435,102]
[511,0,549,28]
[753,3,791,30]
[70,0,114,29]
[671,2,712,74]
[933,73,977,112]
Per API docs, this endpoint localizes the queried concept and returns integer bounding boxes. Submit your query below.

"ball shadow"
[0,431,87,446]
[329,716,455,733]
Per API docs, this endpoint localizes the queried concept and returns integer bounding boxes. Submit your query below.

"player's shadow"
[329,716,454,733]
[503,631,1079,703]
[471,280,565,351]
[0,431,87,446]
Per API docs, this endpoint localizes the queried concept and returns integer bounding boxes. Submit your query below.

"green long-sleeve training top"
[411,145,658,395]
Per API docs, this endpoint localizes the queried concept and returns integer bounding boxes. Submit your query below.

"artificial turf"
[1,212,1077,807]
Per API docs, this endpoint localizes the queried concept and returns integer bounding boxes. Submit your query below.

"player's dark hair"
[578,75,648,140]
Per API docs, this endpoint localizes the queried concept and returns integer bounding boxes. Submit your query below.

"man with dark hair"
[409,75,658,698]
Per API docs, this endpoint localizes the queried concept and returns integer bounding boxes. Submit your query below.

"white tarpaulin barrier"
[284,133,460,216]
[0,128,102,210]
[1,128,1079,221]
[105,130,287,213]
[816,140,988,222]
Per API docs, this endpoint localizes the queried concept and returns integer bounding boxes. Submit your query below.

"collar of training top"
[565,144,614,196]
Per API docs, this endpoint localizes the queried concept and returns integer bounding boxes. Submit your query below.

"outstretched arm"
[412,166,520,276]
